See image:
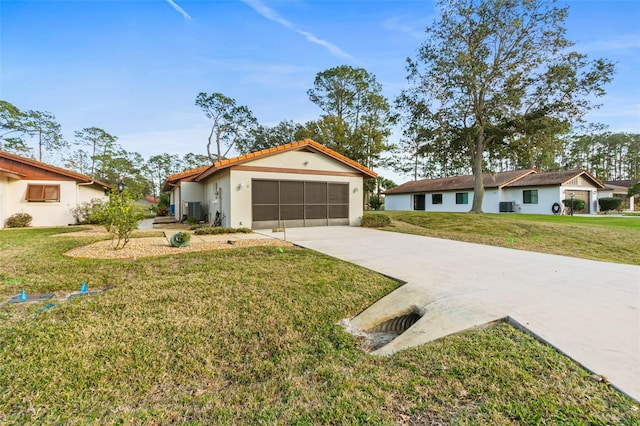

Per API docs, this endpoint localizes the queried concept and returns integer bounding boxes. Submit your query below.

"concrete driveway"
[264,226,640,401]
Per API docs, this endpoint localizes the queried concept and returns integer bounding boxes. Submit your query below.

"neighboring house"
[384,169,605,215]
[599,179,637,211]
[0,150,110,227]
[163,139,377,229]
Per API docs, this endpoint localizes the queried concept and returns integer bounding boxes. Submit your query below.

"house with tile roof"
[0,150,110,227]
[384,169,605,215]
[163,139,377,228]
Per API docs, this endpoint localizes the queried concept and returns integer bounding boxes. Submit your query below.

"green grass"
[0,228,638,424]
[380,211,640,265]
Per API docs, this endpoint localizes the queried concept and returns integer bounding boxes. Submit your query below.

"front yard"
[0,227,638,424]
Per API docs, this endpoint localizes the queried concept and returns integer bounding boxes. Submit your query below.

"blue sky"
[1,0,639,179]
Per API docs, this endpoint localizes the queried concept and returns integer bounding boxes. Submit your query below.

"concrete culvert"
[369,312,422,333]
[352,310,423,352]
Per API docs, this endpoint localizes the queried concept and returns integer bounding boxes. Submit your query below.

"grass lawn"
[0,228,638,424]
[378,211,640,265]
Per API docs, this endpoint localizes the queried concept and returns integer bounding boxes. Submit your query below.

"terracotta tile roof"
[0,150,110,188]
[164,139,376,185]
[165,165,210,182]
[506,169,605,188]
[384,169,537,195]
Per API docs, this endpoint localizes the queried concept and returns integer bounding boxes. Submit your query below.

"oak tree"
[400,0,614,212]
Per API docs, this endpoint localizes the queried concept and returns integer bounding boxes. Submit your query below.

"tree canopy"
[195,92,257,163]
[306,65,394,169]
[399,0,614,212]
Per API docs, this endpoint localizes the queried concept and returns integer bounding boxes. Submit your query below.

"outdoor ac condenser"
[499,201,516,212]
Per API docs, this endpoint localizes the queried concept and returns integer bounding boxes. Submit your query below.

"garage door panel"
[306,205,327,219]
[305,182,327,203]
[328,183,348,203]
[280,204,304,220]
[252,180,278,205]
[253,205,279,221]
[280,181,304,204]
[329,204,348,219]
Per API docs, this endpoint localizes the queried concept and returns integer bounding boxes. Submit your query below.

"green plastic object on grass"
[170,232,191,247]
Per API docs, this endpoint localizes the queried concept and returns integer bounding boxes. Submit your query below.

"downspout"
[76,180,95,207]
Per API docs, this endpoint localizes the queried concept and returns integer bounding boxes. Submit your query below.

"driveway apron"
[264,226,640,401]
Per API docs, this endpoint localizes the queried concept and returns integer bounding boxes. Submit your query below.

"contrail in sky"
[241,0,354,61]
[166,0,192,20]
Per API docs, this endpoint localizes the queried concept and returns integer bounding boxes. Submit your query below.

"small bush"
[360,213,391,228]
[186,216,200,224]
[193,227,252,235]
[598,197,623,213]
[4,212,33,228]
[562,198,586,213]
[70,198,105,224]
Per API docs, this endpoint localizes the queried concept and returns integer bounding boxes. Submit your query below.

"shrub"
[157,192,170,212]
[562,198,586,213]
[70,198,106,224]
[193,227,252,235]
[102,190,144,249]
[369,195,384,211]
[599,197,623,213]
[360,213,391,228]
[4,212,33,228]
[186,216,200,225]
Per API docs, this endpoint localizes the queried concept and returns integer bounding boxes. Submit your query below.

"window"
[26,184,60,202]
[523,189,538,204]
[432,193,443,204]
[413,194,425,210]
[455,192,468,204]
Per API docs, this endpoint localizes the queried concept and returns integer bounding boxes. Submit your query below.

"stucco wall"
[202,170,231,227]
[501,186,561,215]
[247,150,357,174]
[385,190,478,213]
[226,169,364,228]
[3,179,107,227]
[0,177,8,227]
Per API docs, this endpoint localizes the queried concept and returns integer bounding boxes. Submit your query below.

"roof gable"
[0,150,110,188]
[165,140,377,186]
[505,169,605,189]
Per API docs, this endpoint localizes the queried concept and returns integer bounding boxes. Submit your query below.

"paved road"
[264,226,640,401]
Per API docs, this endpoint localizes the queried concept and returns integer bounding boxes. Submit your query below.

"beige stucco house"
[0,150,110,227]
[163,140,377,229]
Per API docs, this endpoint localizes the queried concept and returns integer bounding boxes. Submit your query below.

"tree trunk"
[470,133,485,213]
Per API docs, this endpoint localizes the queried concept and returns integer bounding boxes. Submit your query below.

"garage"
[568,190,590,214]
[252,179,349,229]
[164,140,377,229]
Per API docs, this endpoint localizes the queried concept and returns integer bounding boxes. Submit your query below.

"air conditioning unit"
[184,202,202,220]
[499,201,515,213]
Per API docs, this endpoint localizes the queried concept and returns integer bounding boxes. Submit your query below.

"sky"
[1,0,639,181]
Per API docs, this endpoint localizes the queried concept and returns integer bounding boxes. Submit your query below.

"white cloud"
[166,0,192,21]
[575,34,640,53]
[241,0,355,61]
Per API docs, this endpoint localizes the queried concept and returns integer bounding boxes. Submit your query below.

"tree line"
[0,100,209,198]
[3,0,638,211]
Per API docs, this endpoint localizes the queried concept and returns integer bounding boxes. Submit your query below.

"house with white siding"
[0,150,110,227]
[384,169,605,215]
